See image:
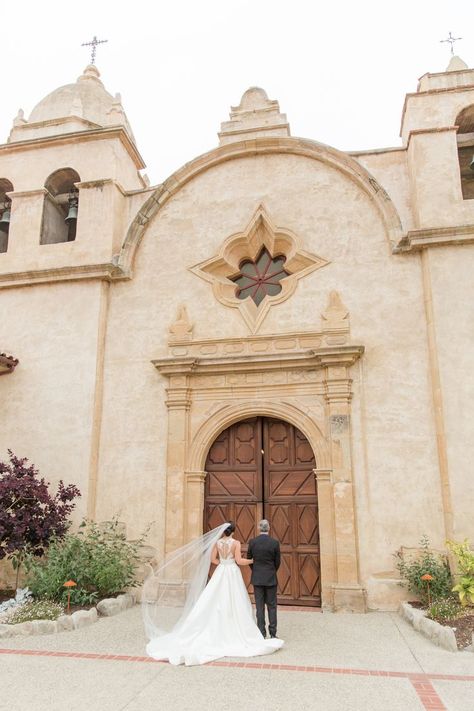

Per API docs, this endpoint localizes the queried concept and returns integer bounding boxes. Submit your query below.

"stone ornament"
[169,304,193,343]
[190,204,329,333]
[218,86,290,145]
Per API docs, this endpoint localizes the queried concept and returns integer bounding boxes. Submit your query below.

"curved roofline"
[117,136,404,274]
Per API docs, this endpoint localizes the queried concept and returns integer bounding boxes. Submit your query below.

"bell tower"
[400,54,474,231]
[0,64,147,281]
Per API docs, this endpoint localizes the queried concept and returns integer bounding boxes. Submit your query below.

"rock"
[71,608,97,629]
[399,602,414,623]
[399,600,459,652]
[32,620,57,635]
[419,616,438,639]
[97,598,121,616]
[436,625,458,652]
[14,621,34,636]
[0,624,13,639]
[117,593,135,610]
[57,615,74,631]
[412,609,425,631]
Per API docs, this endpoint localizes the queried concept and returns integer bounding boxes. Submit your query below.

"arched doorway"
[204,417,321,606]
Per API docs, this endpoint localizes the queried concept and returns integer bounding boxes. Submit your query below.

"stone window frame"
[189,204,329,333]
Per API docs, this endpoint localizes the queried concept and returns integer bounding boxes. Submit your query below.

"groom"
[247,519,281,639]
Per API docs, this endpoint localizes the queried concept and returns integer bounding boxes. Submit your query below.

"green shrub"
[7,599,64,624]
[24,518,146,605]
[427,596,462,623]
[446,539,474,607]
[395,535,452,605]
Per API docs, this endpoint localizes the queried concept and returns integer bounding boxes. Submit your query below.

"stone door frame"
[153,332,367,612]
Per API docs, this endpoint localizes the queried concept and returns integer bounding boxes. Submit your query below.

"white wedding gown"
[146,538,284,666]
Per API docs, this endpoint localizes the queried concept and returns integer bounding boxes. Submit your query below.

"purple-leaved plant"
[0,450,81,589]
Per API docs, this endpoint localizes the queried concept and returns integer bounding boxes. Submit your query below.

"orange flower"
[63,580,77,588]
[421,574,433,581]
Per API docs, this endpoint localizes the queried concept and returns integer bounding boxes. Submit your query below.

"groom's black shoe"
[270,633,277,638]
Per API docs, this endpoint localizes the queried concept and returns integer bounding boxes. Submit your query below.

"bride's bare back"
[212,537,253,565]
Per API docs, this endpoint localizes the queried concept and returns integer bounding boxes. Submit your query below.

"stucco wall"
[96,151,443,589]
[427,244,474,540]
[0,281,104,524]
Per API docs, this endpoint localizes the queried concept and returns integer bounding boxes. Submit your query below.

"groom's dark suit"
[247,533,280,638]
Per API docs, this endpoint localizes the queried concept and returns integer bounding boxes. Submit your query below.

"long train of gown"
[146,559,284,666]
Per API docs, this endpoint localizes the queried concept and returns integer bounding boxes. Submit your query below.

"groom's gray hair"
[259,519,270,532]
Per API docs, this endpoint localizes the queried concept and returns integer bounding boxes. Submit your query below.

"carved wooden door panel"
[204,417,320,605]
[204,419,262,589]
[263,418,321,606]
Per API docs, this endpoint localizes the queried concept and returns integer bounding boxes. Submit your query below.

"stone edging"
[0,593,136,639]
[399,601,463,652]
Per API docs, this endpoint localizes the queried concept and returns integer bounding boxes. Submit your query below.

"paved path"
[1,607,473,710]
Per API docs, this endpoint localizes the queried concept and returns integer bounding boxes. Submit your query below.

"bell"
[469,155,474,172]
[65,199,78,224]
[0,207,11,228]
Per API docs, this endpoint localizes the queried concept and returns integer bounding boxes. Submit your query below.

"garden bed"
[0,591,136,639]
[400,602,473,652]
[437,613,474,650]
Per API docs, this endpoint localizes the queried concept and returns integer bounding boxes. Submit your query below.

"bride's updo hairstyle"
[224,522,235,537]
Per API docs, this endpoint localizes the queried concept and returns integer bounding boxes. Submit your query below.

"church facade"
[1,57,473,611]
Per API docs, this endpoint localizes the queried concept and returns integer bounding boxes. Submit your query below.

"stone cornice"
[0,262,130,289]
[406,126,458,148]
[169,329,328,354]
[152,345,364,377]
[218,121,291,140]
[400,83,474,137]
[396,223,474,251]
[0,126,145,169]
[313,468,332,483]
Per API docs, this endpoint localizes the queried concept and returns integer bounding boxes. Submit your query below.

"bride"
[143,522,284,666]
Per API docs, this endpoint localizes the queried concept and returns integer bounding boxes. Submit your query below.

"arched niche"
[455,105,474,200]
[40,168,80,245]
[0,178,13,253]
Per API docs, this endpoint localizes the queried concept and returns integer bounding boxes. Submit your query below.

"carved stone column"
[321,354,366,612]
[159,362,195,553]
[314,468,336,610]
[185,470,207,541]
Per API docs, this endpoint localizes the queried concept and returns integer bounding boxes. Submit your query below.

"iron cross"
[81,35,108,65]
[440,32,462,56]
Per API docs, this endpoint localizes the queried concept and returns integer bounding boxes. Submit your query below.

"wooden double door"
[204,417,321,606]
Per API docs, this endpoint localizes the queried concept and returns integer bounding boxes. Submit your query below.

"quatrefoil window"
[232,248,289,306]
[189,205,329,333]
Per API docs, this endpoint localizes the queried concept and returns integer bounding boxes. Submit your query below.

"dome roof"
[26,65,134,141]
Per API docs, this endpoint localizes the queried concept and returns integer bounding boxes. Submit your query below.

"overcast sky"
[3,0,473,184]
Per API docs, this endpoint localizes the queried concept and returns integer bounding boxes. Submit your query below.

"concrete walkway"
[1,607,473,710]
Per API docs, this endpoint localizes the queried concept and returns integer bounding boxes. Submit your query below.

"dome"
[24,65,134,142]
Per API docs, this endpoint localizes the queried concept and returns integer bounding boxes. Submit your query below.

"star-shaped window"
[190,205,329,333]
[231,248,289,306]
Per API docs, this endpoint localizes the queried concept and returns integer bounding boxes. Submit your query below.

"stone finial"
[169,305,193,342]
[446,55,468,72]
[218,87,290,146]
[106,92,126,125]
[321,291,350,336]
[78,64,103,85]
[13,108,26,127]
